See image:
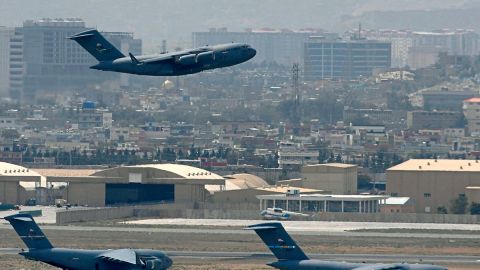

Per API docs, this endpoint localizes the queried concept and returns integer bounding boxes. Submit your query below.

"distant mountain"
[0,0,479,51]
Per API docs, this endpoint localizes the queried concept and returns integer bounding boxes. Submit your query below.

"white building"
[277,141,318,169]
[257,193,387,213]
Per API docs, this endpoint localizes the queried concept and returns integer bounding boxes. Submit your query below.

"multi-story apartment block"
[10,18,142,102]
[304,38,391,80]
[278,141,319,169]
[463,98,480,136]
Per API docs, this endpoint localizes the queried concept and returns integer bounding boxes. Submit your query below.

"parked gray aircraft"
[246,222,448,270]
[69,29,256,76]
[5,213,172,270]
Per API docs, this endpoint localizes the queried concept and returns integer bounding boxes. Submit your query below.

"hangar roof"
[34,169,100,177]
[129,164,224,180]
[224,174,269,189]
[387,159,480,172]
[0,162,40,177]
[205,173,268,193]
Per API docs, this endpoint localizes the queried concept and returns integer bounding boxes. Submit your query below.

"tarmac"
[124,218,480,232]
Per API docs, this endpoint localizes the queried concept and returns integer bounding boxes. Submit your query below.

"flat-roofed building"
[387,159,480,213]
[463,97,480,136]
[406,110,464,130]
[257,193,387,213]
[301,163,357,194]
[304,38,391,80]
[380,197,414,213]
[210,185,325,210]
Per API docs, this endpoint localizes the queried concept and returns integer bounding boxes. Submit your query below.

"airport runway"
[0,248,478,264]
[1,224,480,239]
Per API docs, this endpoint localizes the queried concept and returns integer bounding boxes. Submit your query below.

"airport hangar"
[0,163,225,207]
[387,159,480,213]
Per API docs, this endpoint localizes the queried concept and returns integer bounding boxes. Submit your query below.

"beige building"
[387,159,480,213]
[301,163,357,194]
[207,173,324,209]
[1,163,224,207]
[0,162,41,205]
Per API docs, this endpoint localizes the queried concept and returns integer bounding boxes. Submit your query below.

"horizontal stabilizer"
[244,225,278,230]
[98,249,137,265]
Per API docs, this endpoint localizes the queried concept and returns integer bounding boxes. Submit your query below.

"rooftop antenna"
[358,23,362,39]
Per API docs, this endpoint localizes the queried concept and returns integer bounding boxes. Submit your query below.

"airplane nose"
[249,48,256,58]
[164,256,173,269]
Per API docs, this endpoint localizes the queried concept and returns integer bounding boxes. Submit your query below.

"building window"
[390,193,398,197]
[424,193,431,198]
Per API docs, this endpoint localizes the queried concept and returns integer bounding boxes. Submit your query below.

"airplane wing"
[142,48,211,64]
[353,264,409,270]
[142,55,174,64]
[98,249,137,265]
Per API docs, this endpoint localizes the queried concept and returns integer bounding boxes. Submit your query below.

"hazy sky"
[0,0,479,52]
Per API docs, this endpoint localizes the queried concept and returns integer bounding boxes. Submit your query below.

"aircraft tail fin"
[68,29,125,62]
[5,214,53,250]
[245,222,309,261]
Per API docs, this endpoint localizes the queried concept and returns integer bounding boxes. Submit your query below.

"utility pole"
[292,63,301,136]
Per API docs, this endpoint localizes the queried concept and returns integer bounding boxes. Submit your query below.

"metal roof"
[129,164,224,180]
[384,197,411,205]
[257,194,388,201]
[387,159,480,172]
[0,162,40,177]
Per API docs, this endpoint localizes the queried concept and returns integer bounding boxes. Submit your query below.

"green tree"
[450,194,468,214]
[470,202,480,215]
[437,206,448,214]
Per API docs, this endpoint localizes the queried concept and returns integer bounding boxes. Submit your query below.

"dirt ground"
[1,228,479,269]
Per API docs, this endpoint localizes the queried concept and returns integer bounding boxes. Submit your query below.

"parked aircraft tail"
[5,214,53,250]
[68,29,125,61]
[245,222,309,261]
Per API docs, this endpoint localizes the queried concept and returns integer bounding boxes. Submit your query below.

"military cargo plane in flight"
[5,213,172,270]
[246,222,448,270]
[69,29,256,76]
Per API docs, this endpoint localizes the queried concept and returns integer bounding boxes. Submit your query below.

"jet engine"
[196,51,215,63]
[143,259,167,270]
[178,54,197,65]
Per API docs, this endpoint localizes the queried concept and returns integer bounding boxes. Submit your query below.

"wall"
[67,183,106,207]
[56,206,135,224]
[56,205,480,225]
[0,182,19,204]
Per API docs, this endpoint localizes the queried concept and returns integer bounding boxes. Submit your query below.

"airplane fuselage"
[268,259,448,270]
[90,43,256,76]
[21,248,172,270]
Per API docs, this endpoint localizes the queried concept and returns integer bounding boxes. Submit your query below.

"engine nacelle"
[196,51,215,64]
[178,54,197,65]
[144,259,164,270]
